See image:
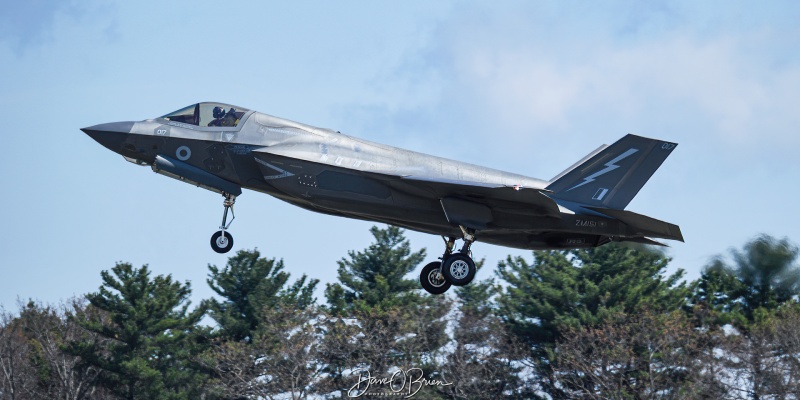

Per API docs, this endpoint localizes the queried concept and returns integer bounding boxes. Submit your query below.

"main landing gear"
[210,193,236,253]
[419,226,477,295]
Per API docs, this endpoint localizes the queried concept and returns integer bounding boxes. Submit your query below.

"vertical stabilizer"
[545,134,677,210]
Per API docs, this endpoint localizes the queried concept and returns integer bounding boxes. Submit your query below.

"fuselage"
[83,102,681,250]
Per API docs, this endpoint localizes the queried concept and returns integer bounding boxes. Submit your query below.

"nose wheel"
[210,193,236,254]
[418,227,478,295]
[211,231,233,253]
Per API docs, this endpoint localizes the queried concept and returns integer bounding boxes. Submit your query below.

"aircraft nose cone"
[81,121,135,153]
[81,121,135,136]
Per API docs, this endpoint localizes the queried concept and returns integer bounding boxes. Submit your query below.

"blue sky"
[1,1,798,310]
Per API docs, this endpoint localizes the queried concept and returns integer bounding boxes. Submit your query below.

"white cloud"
[454,34,786,142]
[377,2,800,160]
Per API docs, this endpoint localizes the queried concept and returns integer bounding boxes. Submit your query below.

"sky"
[0,1,798,312]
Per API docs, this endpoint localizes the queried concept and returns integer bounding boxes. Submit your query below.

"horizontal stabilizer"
[623,237,669,247]
[587,207,683,242]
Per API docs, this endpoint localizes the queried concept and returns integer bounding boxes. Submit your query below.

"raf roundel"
[176,146,191,161]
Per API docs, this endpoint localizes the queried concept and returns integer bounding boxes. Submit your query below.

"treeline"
[1,226,799,399]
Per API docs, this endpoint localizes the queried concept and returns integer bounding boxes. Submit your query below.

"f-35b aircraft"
[82,102,683,295]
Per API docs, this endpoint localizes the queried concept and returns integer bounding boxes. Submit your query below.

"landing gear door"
[440,197,493,230]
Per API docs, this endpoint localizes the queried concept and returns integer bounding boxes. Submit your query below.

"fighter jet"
[82,102,683,294]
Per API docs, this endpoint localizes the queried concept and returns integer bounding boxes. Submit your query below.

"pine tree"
[206,249,319,342]
[321,226,449,397]
[67,263,207,400]
[453,259,494,318]
[201,250,320,398]
[696,234,800,329]
[324,225,427,314]
[692,235,800,399]
[495,243,689,397]
[440,264,533,399]
[497,244,688,345]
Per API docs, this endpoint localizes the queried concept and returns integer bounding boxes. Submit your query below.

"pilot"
[207,106,227,127]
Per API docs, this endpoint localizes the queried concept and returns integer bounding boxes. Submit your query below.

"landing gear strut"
[419,227,478,295]
[442,226,477,286]
[210,193,236,253]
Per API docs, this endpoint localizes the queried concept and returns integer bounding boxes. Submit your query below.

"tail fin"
[546,134,677,210]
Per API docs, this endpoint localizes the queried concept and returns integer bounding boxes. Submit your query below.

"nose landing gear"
[419,227,478,295]
[210,193,236,253]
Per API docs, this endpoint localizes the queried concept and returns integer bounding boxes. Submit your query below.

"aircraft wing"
[381,174,564,230]
[398,175,559,212]
[254,145,562,230]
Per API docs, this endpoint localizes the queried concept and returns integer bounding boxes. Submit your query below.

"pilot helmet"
[213,106,225,118]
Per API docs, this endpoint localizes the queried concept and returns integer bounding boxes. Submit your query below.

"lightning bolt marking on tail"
[567,148,639,191]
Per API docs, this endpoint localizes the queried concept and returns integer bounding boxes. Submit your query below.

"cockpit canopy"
[161,102,250,127]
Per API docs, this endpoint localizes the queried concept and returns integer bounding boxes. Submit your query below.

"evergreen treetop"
[695,234,800,329]
[325,225,427,314]
[206,248,318,342]
[67,263,207,400]
[496,243,689,347]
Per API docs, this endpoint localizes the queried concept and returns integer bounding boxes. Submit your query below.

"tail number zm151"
[576,220,606,228]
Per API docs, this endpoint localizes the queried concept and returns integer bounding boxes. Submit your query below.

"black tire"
[442,253,476,286]
[419,261,451,295]
[210,231,233,253]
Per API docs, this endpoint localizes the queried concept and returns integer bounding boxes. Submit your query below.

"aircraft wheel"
[210,231,233,253]
[442,253,476,286]
[419,261,451,295]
